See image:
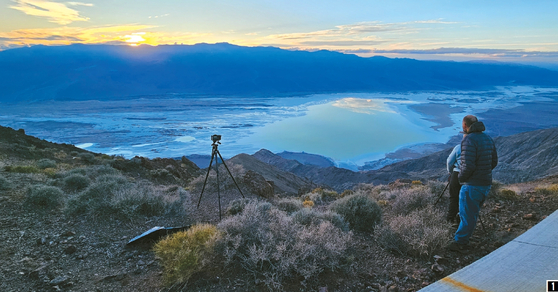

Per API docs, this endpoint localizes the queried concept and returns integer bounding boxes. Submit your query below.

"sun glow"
[125,32,146,46]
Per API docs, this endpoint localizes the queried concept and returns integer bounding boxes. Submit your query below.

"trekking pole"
[433,175,451,207]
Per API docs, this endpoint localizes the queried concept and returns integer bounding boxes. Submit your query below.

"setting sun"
[124,32,145,46]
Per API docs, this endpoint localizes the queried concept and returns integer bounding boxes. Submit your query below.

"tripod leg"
[216,153,222,221]
[216,150,245,198]
[197,151,215,208]
[433,178,450,207]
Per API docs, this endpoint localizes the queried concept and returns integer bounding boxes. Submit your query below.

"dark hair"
[463,115,478,127]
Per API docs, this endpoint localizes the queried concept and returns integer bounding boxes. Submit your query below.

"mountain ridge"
[2,43,558,102]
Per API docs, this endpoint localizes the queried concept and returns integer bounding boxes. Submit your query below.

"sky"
[1,0,558,67]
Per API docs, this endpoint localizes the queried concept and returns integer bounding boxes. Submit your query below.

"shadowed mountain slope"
[2,43,558,101]
[227,153,316,195]
[253,127,558,191]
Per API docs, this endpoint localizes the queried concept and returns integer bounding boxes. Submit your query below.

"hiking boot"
[447,241,469,252]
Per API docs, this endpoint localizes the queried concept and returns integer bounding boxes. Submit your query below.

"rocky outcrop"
[227,153,316,195]
[242,170,274,198]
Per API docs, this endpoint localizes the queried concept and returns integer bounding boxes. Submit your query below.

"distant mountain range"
[2,43,558,102]
[238,127,558,191]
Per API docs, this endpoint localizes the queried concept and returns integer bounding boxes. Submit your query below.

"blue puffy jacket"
[458,122,498,186]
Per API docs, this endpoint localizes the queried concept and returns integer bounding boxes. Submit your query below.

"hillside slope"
[1,124,558,292]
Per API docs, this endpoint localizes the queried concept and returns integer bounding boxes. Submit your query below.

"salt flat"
[0,86,557,169]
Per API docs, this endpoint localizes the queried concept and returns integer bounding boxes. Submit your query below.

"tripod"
[197,136,245,220]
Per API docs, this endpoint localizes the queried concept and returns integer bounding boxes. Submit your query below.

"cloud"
[268,21,405,41]
[0,25,213,49]
[299,40,386,47]
[369,47,558,58]
[0,25,154,48]
[67,2,93,7]
[258,19,458,51]
[148,13,170,19]
[10,0,91,25]
[412,19,458,24]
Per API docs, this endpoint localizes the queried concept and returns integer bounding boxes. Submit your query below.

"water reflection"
[239,98,445,163]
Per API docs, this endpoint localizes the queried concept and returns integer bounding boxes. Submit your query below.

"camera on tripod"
[211,134,221,143]
[198,134,244,220]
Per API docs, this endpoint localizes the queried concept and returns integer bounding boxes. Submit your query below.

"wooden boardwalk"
[419,210,558,292]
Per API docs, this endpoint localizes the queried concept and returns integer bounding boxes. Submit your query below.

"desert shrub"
[25,185,64,209]
[276,197,303,214]
[91,165,119,176]
[154,224,220,285]
[42,168,57,178]
[427,180,446,196]
[95,174,128,184]
[535,184,558,196]
[150,169,175,181]
[0,175,12,190]
[36,158,56,169]
[64,174,91,192]
[302,189,339,204]
[67,176,129,216]
[226,198,253,216]
[498,189,520,200]
[489,180,503,198]
[340,190,354,198]
[377,200,388,206]
[303,199,314,208]
[389,186,432,215]
[353,183,386,201]
[70,151,79,157]
[68,178,184,219]
[321,188,339,201]
[62,167,88,177]
[329,192,382,233]
[292,208,349,231]
[78,152,96,163]
[5,165,40,173]
[100,154,112,160]
[217,201,352,289]
[375,207,450,257]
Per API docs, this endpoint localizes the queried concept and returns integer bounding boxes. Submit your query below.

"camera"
[211,134,222,143]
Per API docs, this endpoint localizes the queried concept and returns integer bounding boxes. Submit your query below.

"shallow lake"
[1,86,557,169]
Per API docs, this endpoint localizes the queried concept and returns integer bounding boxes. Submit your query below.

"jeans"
[454,185,491,244]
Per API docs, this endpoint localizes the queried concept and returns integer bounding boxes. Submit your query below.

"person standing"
[446,133,466,224]
[449,115,498,251]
